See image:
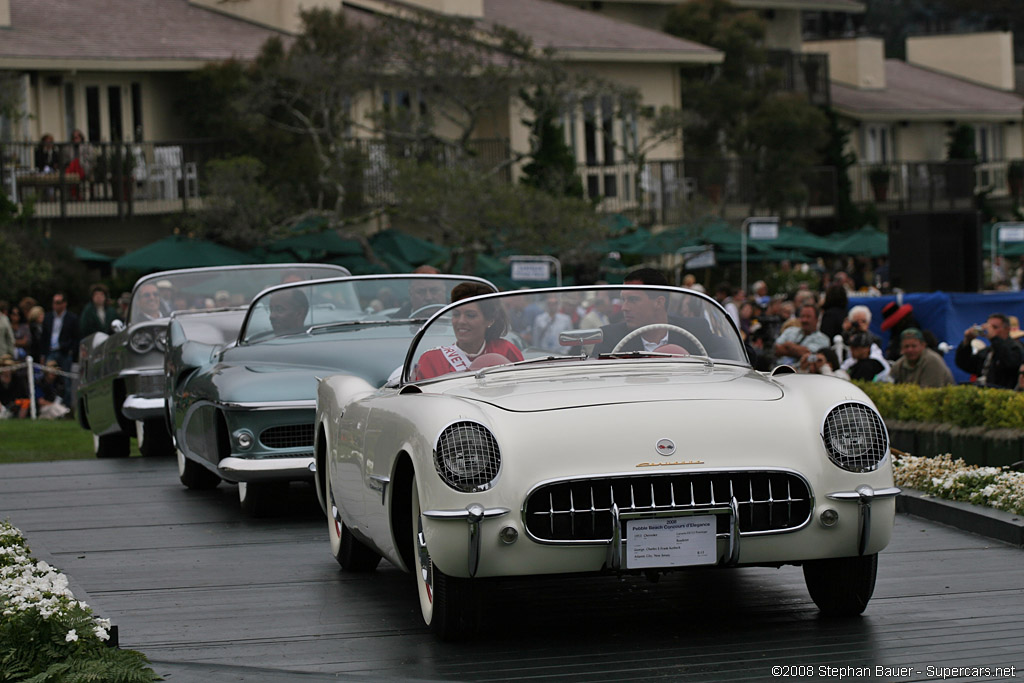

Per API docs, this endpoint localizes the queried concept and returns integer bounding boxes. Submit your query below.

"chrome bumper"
[121,395,165,421]
[827,485,901,555]
[218,455,316,483]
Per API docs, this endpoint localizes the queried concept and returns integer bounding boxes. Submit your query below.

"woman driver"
[414,283,523,380]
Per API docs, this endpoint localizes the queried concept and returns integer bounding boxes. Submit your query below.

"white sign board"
[748,221,779,240]
[625,515,717,569]
[999,226,1024,242]
[684,249,716,269]
[511,261,551,281]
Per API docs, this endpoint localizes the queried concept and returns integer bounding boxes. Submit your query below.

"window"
[63,83,76,141]
[131,82,143,141]
[107,86,123,142]
[85,86,100,142]
[864,124,892,163]
[974,124,1003,162]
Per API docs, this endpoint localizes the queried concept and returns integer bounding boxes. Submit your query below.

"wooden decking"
[1,456,1022,682]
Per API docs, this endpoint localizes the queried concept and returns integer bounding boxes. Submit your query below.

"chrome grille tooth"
[650,482,657,511]
[570,488,576,537]
[548,492,555,538]
[670,480,677,507]
[748,478,755,528]
[768,478,774,528]
[629,482,636,512]
[710,478,717,506]
[690,481,696,507]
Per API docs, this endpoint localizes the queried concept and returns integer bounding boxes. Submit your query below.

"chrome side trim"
[217,400,317,411]
[422,507,510,520]
[369,474,390,505]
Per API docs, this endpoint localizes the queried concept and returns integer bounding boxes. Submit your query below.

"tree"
[819,109,860,232]
[519,83,584,199]
[389,159,604,273]
[664,0,831,217]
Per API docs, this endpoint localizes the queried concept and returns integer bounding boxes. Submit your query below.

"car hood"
[431,363,782,412]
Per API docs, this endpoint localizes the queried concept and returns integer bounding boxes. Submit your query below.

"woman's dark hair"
[450,282,508,341]
[822,284,848,310]
[820,347,840,371]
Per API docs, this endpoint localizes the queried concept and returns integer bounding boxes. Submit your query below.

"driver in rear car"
[594,268,697,356]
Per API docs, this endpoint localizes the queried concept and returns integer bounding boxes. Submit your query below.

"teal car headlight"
[434,421,500,493]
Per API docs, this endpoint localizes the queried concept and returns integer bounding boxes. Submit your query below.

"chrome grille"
[524,471,811,543]
[435,422,501,492]
[822,403,888,473]
[260,424,314,449]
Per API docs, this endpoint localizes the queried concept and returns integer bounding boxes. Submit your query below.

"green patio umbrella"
[369,229,449,268]
[113,235,257,272]
[73,246,114,263]
[829,225,888,257]
[267,231,365,260]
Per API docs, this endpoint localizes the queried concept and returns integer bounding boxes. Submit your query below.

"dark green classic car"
[166,274,496,516]
[77,264,348,458]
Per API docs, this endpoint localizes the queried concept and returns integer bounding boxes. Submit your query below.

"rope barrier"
[1,356,78,420]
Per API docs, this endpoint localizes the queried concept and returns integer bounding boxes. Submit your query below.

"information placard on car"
[625,516,717,568]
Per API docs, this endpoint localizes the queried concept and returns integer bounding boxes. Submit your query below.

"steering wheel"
[611,323,707,356]
[409,303,446,318]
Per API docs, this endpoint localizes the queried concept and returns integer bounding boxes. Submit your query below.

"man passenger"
[269,289,310,335]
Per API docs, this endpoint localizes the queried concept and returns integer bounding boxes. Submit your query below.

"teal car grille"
[260,424,314,449]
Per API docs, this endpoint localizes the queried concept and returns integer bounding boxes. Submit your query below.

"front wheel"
[803,554,878,616]
[137,419,174,457]
[325,463,380,571]
[239,481,288,518]
[177,449,221,490]
[94,433,130,458]
[411,483,478,640]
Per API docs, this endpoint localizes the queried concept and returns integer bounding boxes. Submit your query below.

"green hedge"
[854,381,1024,430]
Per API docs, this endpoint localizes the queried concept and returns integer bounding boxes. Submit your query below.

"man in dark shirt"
[955,313,1023,389]
[592,268,727,357]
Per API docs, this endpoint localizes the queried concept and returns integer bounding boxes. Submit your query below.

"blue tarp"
[849,291,1024,384]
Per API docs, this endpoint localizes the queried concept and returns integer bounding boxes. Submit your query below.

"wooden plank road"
[2,456,1023,682]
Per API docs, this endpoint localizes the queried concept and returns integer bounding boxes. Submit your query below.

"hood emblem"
[655,438,676,456]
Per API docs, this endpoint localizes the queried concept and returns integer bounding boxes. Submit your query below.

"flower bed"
[893,453,1024,516]
[0,520,157,682]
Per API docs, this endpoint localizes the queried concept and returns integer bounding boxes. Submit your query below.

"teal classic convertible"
[77,264,347,458]
[166,274,496,516]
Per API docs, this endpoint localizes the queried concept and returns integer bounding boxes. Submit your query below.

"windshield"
[404,285,748,383]
[129,264,347,324]
[240,275,496,343]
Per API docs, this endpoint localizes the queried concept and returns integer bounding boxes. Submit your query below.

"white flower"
[65,629,78,642]
[94,626,109,641]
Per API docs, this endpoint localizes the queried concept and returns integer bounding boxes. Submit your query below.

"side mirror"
[111,319,125,333]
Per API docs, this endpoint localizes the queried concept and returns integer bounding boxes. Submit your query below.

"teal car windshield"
[130,264,346,324]
[404,285,749,383]
[241,276,496,344]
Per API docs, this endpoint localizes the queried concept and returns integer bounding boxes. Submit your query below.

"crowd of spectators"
[0,283,127,420]
[4,258,1024,419]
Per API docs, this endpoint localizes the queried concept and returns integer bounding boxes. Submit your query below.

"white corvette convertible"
[314,285,898,640]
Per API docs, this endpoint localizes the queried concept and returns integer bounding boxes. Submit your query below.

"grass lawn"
[0,419,100,463]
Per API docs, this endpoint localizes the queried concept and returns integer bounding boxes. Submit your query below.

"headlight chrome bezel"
[128,328,155,354]
[434,421,501,493]
[821,401,889,473]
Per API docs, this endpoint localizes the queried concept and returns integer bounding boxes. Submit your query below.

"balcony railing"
[0,140,223,219]
[852,160,995,211]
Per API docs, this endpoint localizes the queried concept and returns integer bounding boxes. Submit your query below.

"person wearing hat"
[879,301,938,361]
[954,313,1023,389]
[891,328,953,388]
[840,332,892,382]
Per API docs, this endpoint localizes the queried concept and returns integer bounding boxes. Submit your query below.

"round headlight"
[821,402,888,472]
[129,329,154,353]
[434,421,501,492]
